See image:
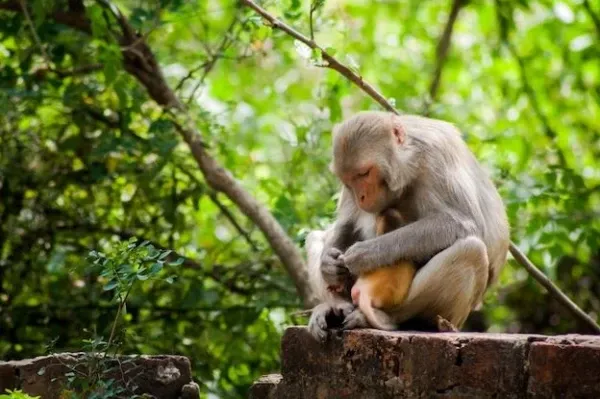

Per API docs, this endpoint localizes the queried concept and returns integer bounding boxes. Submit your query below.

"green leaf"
[169,257,184,267]
[324,47,337,57]
[86,5,109,39]
[103,278,119,291]
[150,262,163,274]
[99,44,122,86]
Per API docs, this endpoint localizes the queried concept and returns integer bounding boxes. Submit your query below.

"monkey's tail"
[358,293,397,331]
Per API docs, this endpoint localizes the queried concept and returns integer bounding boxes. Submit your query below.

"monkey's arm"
[343,212,479,275]
[320,189,362,288]
[319,219,359,290]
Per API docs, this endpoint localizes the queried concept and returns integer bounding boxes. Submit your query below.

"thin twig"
[104,285,132,359]
[583,0,600,40]
[510,245,600,333]
[174,60,210,92]
[186,15,240,105]
[505,42,567,167]
[242,0,600,333]
[209,192,260,251]
[19,0,52,67]
[173,162,260,251]
[32,63,103,78]
[424,0,467,114]
[309,0,320,41]
[240,0,396,113]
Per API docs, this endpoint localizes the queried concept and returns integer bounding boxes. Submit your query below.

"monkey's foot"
[435,315,459,332]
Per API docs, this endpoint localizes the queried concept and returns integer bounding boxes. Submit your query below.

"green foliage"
[0,0,599,398]
[0,391,40,399]
[89,238,182,296]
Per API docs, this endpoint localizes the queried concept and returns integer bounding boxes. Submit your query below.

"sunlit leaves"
[88,238,182,297]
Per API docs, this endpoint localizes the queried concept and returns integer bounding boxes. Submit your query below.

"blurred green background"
[0,0,599,397]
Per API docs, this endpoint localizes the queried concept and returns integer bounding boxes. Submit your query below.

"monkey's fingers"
[308,304,332,342]
[332,302,355,318]
[322,256,348,274]
[324,247,343,259]
[341,309,368,330]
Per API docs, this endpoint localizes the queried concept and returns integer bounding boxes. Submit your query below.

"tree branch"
[424,0,467,114]
[18,0,52,66]
[0,1,92,32]
[242,0,600,333]
[509,244,600,333]
[239,0,396,113]
[32,64,103,79]
[185,15,240,105]
[208,192,260,252]
[505,41,567,167]
[583,0,600,40]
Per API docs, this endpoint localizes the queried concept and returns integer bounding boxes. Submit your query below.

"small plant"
[0,390,40,399]
[54,238,183,398]
[88,237,183,352]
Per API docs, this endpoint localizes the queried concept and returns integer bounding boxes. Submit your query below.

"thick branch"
[242,0,600,333]
[172,119,313,304]
[425,0,467,114]
[0,1,92,32]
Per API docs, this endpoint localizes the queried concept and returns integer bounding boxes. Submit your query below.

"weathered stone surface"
[528,340,600,398]
[0,353,196,398]
[0,362,17,393]
[251,326,600,399]
[180,382,201,399]
[249,374,282,399]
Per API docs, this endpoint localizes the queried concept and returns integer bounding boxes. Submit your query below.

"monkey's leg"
[390,236,489,329]
[306,228,356,341]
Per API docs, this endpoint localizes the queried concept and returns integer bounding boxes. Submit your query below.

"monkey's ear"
[392,124,405,145]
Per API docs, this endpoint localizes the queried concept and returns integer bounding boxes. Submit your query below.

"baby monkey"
[350,209,416,331]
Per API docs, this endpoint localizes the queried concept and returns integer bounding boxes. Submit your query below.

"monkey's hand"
[321,247,351,287]
[308,302,355,342]
[342,308,368,330]
[342,240,379,275]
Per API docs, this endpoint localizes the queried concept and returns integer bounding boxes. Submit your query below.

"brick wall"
[250,327,600,398]
[0,353,199,398]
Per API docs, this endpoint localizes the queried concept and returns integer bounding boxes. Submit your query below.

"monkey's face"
[331,111,404,213]
[340,164,391,213]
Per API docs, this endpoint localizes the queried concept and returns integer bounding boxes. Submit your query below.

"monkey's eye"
[357,169,370,178]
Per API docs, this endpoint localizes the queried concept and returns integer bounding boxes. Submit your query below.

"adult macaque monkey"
[307,111,510,341]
